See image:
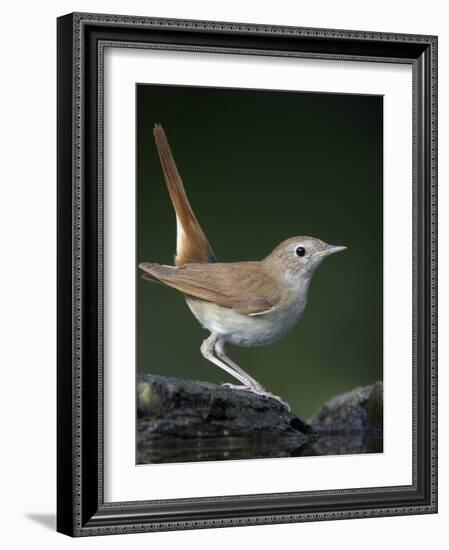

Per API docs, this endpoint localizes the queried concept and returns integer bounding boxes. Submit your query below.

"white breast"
[186,286,309,348]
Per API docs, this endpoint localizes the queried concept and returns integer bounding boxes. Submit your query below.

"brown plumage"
[153,124,216,266]
[148,125,287,316]
[139,260,280,316]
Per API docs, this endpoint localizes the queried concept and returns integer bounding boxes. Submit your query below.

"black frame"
[57,12,438,536]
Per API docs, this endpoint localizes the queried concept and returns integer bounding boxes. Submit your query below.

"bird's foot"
[257,391,291,411]
[222,383,249,391]
[222,383,291,411]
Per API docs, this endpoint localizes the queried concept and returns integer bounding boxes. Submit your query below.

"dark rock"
[308,381,383,433]
[307,381,383,455]
[137,374,310,464]
[136,375,383,463]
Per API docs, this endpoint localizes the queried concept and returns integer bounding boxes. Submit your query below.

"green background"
[136,84,383,419]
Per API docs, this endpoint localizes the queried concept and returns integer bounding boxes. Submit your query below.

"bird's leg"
[200,333,253,388]
[200,334,290,410]
[214,339,265,392]
[214,339,291,411]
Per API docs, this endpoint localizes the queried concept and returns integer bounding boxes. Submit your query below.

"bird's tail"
[153,124,216,266]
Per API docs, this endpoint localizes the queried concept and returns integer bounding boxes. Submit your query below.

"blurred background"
[136,84,383,419]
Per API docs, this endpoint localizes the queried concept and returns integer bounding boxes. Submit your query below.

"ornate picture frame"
[57,12,437,536]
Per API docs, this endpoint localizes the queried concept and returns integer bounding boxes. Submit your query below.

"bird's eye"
[295,246,306,257]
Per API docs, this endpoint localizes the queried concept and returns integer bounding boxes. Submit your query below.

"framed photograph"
[57,12,438,536]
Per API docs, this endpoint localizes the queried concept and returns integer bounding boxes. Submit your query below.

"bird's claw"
[259,391,291,411]
[222,383,247,390]
[221,383,291,411]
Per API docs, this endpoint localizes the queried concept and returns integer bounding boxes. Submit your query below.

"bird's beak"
[316,244,347,258]
[326,244,347,255]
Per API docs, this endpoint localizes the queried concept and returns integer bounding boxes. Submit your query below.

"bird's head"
[263,236,347,282]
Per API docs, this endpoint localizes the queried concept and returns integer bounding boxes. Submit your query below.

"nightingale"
[139,124,346,410]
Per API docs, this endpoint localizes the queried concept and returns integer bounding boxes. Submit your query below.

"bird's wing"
[153,124,216,266]
[139,261,280,316]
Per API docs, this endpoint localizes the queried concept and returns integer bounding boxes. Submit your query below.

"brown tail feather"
[153,124,216,266]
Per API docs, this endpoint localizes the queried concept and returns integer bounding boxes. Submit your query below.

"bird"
[139,124,346,410]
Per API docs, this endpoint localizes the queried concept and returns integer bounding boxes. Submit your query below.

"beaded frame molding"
[57,12,438,537]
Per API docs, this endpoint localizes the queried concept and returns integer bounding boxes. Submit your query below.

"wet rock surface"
[309,381,383,432]
[137,374,383,464]
[137,374,311,463]
[306,382,383,456]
